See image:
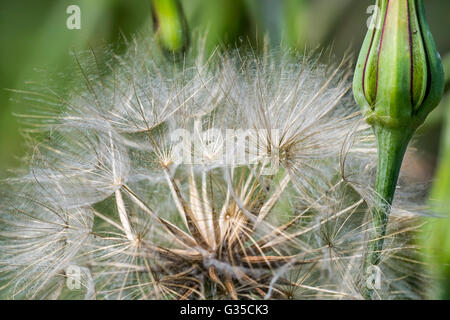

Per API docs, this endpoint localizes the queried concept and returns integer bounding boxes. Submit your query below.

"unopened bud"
[354,0,444,129]
[151,0,190,54]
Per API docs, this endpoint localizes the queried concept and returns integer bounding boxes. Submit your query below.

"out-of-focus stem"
[151,0,189,54]
[426,87,450,300]
[443,54,450,93]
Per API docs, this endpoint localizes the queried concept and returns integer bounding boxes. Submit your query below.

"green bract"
[354,0,444,130]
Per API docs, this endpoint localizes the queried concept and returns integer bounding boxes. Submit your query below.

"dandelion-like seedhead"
[0,37,431,300]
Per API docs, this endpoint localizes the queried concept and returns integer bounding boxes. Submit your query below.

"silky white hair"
[0,36,431,300]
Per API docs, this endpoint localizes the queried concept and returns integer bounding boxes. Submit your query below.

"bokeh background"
[0,0,449,299]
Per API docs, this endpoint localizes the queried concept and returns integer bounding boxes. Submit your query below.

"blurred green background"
[2,0,450,175]
[0,0,449,298]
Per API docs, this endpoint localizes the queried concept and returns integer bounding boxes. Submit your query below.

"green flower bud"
[151,0,190,54]
[354,0,444,130]
[354,1,445,299]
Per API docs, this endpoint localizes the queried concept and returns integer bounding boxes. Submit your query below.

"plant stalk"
[362,126,414,299]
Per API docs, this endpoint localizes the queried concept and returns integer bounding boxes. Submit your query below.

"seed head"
[0,37,433,299]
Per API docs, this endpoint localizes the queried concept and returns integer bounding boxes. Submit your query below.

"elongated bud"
[354,1,445,299]
[151,0,190,54]
[354,0,444,129]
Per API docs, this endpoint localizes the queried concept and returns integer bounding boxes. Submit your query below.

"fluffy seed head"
[0,36,432,300]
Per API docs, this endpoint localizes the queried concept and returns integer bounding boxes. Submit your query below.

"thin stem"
[443,53,450,93]
[362,126,413,299]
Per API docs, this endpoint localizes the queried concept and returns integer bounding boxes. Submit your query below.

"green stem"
[425,95,450,299]
[362,126,414,299]
[443,53,450,93]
